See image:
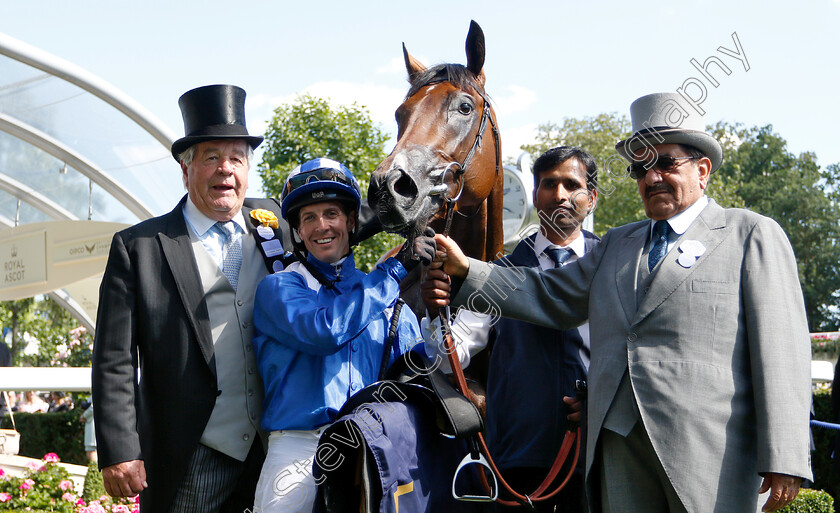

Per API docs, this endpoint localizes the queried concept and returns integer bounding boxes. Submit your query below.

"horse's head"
[369,21,500,237]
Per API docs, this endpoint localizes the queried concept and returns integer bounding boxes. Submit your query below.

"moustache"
[645,184,673,198]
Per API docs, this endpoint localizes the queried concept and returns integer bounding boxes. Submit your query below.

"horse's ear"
[465,20,486,85]
[403,43,426,83]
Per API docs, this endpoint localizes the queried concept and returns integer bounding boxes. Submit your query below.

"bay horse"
[368,20,504,310]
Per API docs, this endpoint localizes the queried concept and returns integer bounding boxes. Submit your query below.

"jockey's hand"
[421,268,451,316]
[397,228,437,272]
[433,235,469,278]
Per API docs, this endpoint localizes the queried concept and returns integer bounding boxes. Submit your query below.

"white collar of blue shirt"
[182,198,248,238]
[534,230,586,269]
[648,195,709,243]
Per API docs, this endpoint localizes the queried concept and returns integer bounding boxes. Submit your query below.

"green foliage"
[1,411,85,465]
[812,388,838,505]
[0,298,91,367]
[780,488,834,513]
[259,94,402,271]
[258,93,390,198]
[0,453,76,512]
[711,122,840,331]
[81,461,104,503]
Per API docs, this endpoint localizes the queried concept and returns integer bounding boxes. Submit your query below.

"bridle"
[425,82,501,236]
[430,81,582,509]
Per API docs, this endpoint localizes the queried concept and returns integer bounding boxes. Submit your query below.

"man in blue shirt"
[252,158,434,513]
[423,146,598,512]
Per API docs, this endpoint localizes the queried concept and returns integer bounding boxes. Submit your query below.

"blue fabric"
[485,231,599,470]
[544,246,573,268]
[253,253,425,431]
[313,397,483,513]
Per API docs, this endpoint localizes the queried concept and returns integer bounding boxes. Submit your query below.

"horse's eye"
[458,102,473,115]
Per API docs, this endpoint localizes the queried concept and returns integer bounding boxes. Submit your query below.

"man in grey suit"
[425,92,812,512]
[92,85,290,513]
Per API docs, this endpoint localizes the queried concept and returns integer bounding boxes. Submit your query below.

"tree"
[258,94,403,272]
[711,122,840,331]
[0,297,90,367]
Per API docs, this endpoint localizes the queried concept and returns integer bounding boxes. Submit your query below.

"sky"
[2,0,839,197]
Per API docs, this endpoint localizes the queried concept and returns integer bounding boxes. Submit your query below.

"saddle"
[312,353,486,513]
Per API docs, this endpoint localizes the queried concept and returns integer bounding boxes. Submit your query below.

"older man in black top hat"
[92,85,290,513]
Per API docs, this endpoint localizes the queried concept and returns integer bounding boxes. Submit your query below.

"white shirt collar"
[534,230,586,259]
[650,195,709,239]
[183,197,247,237]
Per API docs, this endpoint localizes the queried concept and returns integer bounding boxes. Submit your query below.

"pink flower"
[19,478,34,490]
[43,452,60,463]
[76,498,86,506]
[62,492,75,501]
[86,503,107,513]
[112,505,131,513]
[0,468,5,477]
[60,479,74,491]
[0,492,10,502]
[26,461,44,471]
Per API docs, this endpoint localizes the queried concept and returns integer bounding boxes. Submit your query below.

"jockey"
[251,157,434,513]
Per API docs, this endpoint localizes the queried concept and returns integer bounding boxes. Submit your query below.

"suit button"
[248,367,255,375]
[644,286,650,294]
[242,322,250,329]
[243,434,250,441]
[248,389,254,397]
[627,332,638,342]
[237,299,243,306]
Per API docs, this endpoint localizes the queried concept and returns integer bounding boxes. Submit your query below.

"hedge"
[812,388,838,505]
[780,488,834,513]
[0,410,85,465]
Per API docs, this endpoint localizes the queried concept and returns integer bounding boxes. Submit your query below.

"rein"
[434,83,581,509]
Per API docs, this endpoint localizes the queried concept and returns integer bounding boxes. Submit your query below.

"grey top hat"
[170,84,264,162]
[615,92,723,172]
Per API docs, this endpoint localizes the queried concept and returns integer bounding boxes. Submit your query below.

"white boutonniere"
[677,240,706,268]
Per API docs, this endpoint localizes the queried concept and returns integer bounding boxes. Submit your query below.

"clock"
[501,152,537,245]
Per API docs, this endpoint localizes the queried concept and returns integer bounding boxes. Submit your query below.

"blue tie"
[216,221,242,290]
[544,247,573,268]
[648,220,670,271]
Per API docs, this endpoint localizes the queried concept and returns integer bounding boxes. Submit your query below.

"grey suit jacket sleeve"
[741,216,812,479]
[452,228,612,331]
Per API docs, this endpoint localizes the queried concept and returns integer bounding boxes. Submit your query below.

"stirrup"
[451,451,498,502]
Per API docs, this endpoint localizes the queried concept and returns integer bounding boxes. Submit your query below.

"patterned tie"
[648,220,671,271]
[217,221,242,290]
[544,247,573,269]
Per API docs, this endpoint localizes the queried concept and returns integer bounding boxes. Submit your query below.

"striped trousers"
[169,441,264,513]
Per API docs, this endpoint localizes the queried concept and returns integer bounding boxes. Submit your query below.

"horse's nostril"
[393,172,418,199]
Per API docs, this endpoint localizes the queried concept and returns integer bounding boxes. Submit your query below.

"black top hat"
[170,84,264,161]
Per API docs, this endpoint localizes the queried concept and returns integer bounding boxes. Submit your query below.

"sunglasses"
[283,167,355,197]
[627,156,700,180]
